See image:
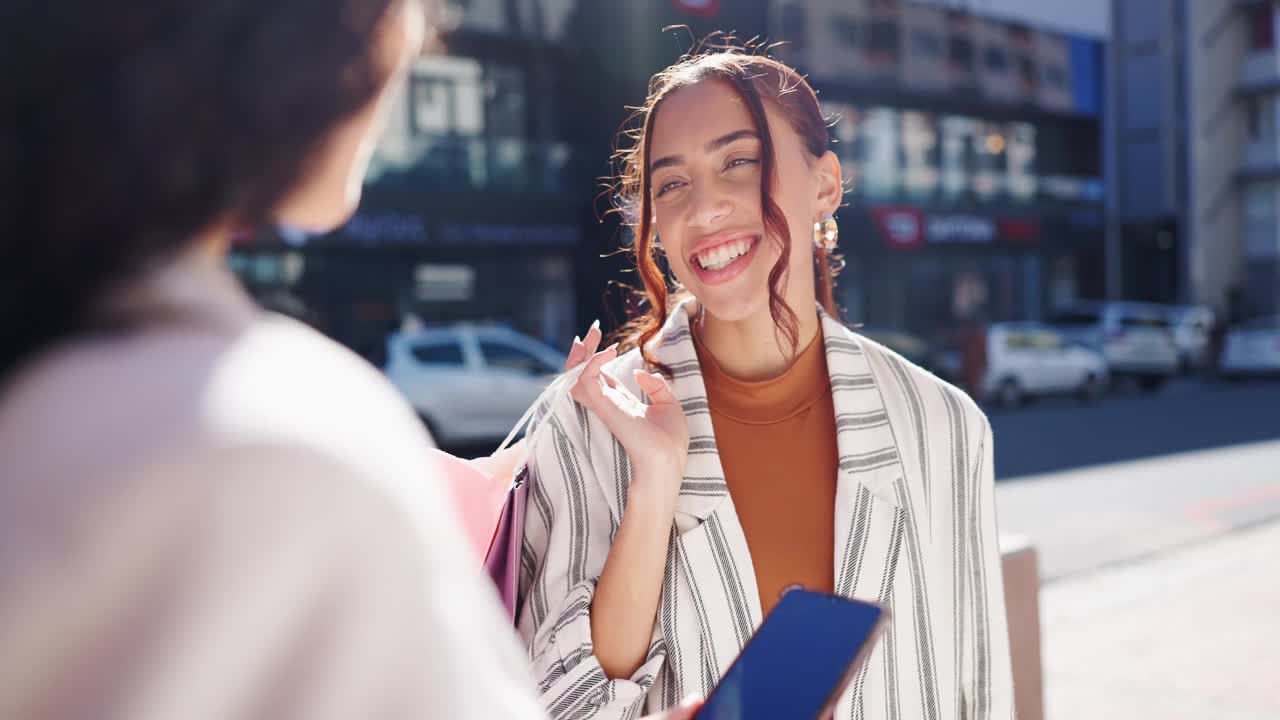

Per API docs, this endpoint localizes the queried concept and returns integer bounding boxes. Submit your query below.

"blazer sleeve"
[516,398,667,720]
[961,415,1016,720]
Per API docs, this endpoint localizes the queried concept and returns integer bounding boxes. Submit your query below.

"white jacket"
[0,257,544,720]
[518,300,1014,720]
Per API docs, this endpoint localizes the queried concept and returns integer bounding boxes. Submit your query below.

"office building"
[1110,0,1280,318]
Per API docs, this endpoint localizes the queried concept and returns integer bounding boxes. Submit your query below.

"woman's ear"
[813,150,843,217]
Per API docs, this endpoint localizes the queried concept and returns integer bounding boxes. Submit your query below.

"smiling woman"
[616,51,844,379]
[515,43,1015,720]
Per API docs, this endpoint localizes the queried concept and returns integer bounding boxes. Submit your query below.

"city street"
[990,377,1280,480]
[991,378,1280,580]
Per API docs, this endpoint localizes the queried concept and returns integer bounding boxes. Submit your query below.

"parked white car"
[383,325,567,446]
[1167,304,1216,371]
[1048,302,1179,392]
[983,323,1109,408]
[1219,316,1280,378]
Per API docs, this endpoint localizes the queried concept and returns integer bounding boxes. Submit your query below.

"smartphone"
[693,589,888,720]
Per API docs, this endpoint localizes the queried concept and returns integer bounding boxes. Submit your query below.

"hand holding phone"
[694,589,887,720]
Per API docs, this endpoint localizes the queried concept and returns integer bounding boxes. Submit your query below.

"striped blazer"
[517,300,1014,720]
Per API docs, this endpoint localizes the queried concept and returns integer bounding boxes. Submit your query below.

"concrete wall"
[1186,1,1249,311]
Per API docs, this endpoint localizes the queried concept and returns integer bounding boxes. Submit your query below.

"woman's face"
[274,0,424,232]
[647,78,841,324]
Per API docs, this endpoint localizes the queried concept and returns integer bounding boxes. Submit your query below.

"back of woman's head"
[0,0,413,380]
[611,43,842,373]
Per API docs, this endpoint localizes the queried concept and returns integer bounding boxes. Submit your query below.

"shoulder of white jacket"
[851,327,992,437]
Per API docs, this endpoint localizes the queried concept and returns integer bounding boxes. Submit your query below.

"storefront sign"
[997,218,1040,243]
[872,207,1039,250]
[436,223,581,246]
[339,212,429,246]
[927,215,996,244]
[872,207,926,250]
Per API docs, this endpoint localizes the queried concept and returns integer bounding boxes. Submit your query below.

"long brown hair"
[611,44,843,374]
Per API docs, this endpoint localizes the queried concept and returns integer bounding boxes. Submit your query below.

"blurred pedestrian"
[959,315,990,402]
[0,2,695,719]
[515,45,1014,719]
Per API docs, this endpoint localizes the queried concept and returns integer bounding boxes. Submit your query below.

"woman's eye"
[655,180,685,197]
[726,157,759,170]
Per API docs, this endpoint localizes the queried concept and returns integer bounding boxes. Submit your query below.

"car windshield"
[410,339,465,365]
[1049,310,1099,326]
[479,339,557,375]
[1120,313,1170,329]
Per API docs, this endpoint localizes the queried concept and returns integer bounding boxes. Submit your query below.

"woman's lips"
[688,235,761,286]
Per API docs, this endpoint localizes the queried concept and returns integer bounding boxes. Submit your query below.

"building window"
[1017,56,1036,84]
[484,64,527,138]
[1044,65,1068,89]
[409,56,484,136]
[1243,181,1280,259]
[949,35,974,67]
[831,16,862,50]
[779,4,808,51]
[911,30,943,59]
[901,111,939,197]
[984,46,1009,72]
[866,20,900,57]
[1247,95,1279,142]
[1249,3,1275,51]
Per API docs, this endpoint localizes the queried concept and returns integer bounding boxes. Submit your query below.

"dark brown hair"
[611,43,843,374]
[1,0,414,381]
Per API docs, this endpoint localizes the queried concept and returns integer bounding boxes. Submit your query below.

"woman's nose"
[687,183,732,230]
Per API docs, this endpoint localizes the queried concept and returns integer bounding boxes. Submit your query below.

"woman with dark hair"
[0,3,703,718]
[518,48,1014,719]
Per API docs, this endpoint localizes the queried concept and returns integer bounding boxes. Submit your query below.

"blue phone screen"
[695,590,883,720]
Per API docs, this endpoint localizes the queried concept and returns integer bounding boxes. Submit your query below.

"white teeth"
[696,238,753,271]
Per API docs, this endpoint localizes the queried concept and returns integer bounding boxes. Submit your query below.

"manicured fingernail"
[590,319,601,332]
[606,342,619,352]
[573,335,582,345]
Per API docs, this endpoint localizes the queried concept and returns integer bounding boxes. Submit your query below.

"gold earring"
[813,214,838,251]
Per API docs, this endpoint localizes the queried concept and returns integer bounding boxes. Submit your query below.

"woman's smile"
[686,231,762,285]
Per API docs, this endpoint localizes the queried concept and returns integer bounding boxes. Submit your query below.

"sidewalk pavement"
[996,439,1280,581]
[1037,518,1280,720]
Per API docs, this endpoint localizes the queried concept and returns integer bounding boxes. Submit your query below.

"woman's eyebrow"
[649,129,759,173]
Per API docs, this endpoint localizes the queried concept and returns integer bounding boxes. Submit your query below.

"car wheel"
[1137,375,1166,393]
[996,378,1023,409]
[1078,373,1105,403]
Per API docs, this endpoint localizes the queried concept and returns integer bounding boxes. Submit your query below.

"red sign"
[871,207,926,251]
[872,206,1041,250]
[672,0,720,17]
[998,218,1041,243]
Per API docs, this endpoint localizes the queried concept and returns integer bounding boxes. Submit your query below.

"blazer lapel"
[821,311,908,606]
[649,300,763,694]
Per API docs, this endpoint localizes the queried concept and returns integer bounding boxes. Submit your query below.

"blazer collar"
[650,299,904,526]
